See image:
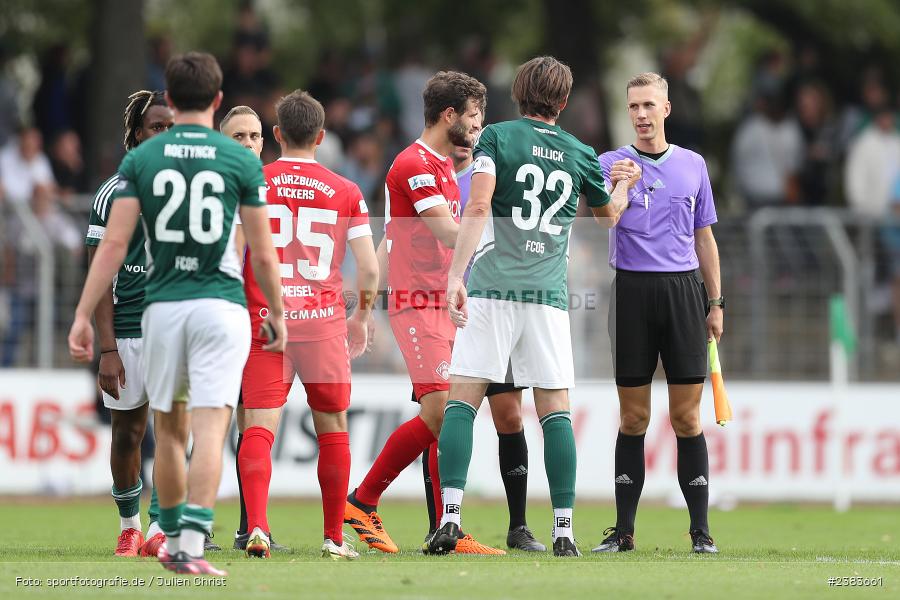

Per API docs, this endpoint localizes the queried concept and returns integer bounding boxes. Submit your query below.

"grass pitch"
[0,499,897,599]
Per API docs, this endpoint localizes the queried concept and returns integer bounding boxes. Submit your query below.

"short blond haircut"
[219,105,261,133]
[626,72,668,95]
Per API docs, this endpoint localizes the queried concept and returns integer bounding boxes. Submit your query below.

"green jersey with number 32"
[112,124,266,306]
[468,118,609,310]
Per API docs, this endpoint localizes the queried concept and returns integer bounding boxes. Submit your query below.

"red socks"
[318,432,350,545]
[428,441,443,524]
[355,416,436,506]
[238,426,274,533]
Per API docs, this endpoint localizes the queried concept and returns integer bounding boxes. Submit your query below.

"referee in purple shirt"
[594,72,723,555]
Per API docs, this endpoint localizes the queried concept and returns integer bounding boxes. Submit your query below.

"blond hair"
[219,105,261,133]
[626,72,669,95]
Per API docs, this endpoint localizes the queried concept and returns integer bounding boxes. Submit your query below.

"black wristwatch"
[708,296,725,310]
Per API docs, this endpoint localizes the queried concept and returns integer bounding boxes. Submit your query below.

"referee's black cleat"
[234,530,291,552]
[420,529,436,554]
[427,522,460,555]
[591,527,635,553]
[552,536,581,557]
[204,532,221,552]
[507,525,547,552]
[690,529,718,554]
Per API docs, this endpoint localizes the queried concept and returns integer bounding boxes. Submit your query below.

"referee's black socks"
[676,432,710,536]
[614,431,645,535]
[498,430,529,530]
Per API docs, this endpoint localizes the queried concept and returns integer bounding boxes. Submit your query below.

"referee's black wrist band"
[100,348,118,354]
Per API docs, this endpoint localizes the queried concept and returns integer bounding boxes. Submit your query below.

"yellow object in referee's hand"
[708,338,732,427]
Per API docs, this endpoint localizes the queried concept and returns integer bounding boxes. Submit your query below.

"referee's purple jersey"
[599,144,717,272]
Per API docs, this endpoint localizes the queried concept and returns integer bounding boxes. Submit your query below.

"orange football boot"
[344,501,399,553]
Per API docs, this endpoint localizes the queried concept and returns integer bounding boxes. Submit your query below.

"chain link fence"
[2,195,898,381]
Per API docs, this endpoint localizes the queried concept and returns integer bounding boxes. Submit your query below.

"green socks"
[540,411,576,509]
[148,486,160,526]
[157,503,213,557]
[438,401,478,490]
[158,502,185,539]
[111,480,142,519]
[179,504,214,535]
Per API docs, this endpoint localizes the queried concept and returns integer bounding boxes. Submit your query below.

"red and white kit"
[242,157,371,412]
[384,139,460,399]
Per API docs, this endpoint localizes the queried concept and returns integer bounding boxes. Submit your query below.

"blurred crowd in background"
[1,1,899,378]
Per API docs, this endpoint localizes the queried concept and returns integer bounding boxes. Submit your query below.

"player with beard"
[344,71,503,554]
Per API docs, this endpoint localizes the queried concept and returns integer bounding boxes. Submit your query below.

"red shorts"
[240,334,351,413]
[389,307,456,400]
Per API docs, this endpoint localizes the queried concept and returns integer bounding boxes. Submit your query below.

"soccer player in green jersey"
[429,57,635,557]
[84,90,173,557]
[69,52,285,576]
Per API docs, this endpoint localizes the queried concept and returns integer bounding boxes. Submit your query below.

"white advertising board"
[2,371,898,503]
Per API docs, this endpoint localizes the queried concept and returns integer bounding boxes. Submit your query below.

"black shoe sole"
[428,532,458,555]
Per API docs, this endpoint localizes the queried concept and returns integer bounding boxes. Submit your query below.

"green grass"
[1,499,898,599]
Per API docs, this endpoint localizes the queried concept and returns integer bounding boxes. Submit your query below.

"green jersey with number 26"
[468,118,609,310]
[112,124,266,307]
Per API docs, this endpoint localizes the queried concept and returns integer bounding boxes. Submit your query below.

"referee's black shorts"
[609,269,707,387]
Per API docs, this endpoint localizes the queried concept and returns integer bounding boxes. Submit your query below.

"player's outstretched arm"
[240,204,286,352]
[419,203,460,249]
[86,246,125,399]
[591,179,631,227]
[348,235,378,359]
[447,171,495,327]
[69,197,141,362]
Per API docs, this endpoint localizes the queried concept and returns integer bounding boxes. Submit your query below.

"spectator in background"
[660,27,712,153]
[340,131,383,204]
[49,129,88,197]
[886,175,900,348]
[307,50,345,108]
[731,85,803,208]
[0,44,21,148]
[235,0,270,50]
[839,67,893,154]
[844,106,900,219]
[32,44,72,142]
[795,81,839,206]
[393,50,431,140]
[1,183,82,366]
[0,126,56,205]
[146,35,172,91]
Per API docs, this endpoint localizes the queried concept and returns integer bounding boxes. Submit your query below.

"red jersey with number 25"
[384,139,460,313]
[244,157,372,342]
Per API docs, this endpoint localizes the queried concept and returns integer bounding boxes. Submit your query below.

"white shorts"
[450,297,574,389]
[102,337,147,410]
[142,298,251,412]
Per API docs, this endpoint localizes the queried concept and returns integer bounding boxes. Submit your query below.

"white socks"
[180,529,205,558]
[120,514,141,532]
[439,487,464,527]
[146,521,162,539]
[553,508,573,542]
